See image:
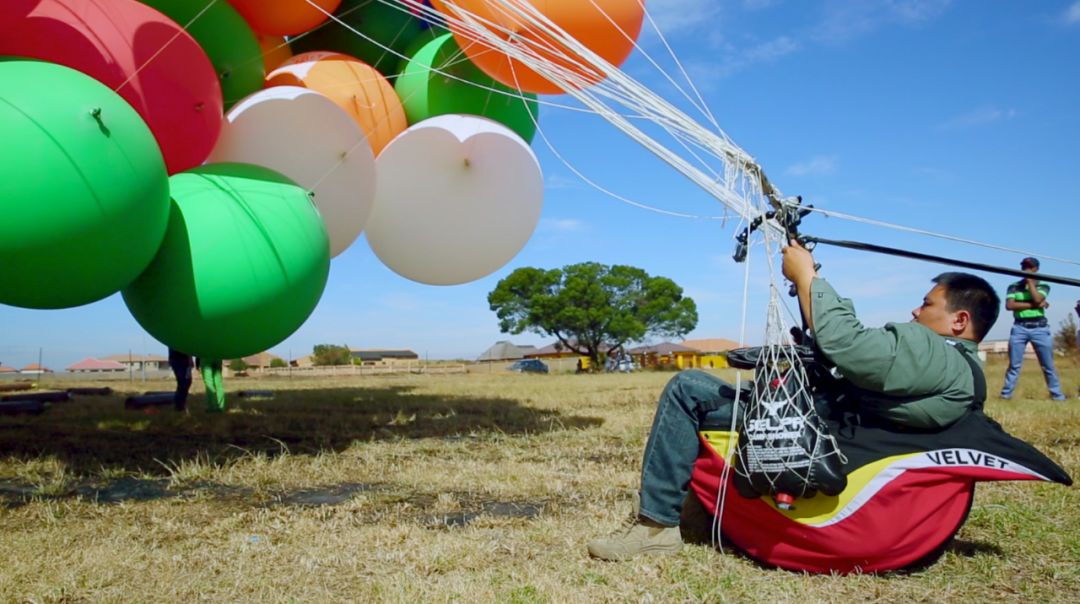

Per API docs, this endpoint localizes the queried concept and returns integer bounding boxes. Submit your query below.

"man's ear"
[953,309,972,336]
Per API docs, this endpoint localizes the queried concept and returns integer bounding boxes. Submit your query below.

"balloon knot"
[464,158,471,168]
[194,102,205,112]
[90,107,102,119]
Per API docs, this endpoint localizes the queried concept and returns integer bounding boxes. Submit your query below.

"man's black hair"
[931,272,1000,341]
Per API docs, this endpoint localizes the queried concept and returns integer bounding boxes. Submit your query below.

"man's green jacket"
[811,278,978,429]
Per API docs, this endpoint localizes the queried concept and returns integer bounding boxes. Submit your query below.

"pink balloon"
[0,0,224,174]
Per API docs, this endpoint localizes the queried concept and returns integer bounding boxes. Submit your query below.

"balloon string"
[401,0,771,221]
[301,0,746,222]
[114,0,220,94]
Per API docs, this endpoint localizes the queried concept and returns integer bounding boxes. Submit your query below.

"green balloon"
[122,164,330,360]
[139,0,263,108]
[0,58,169,309]
[290,0,425,77]
[392,22,449,77]
[395,33,538,142]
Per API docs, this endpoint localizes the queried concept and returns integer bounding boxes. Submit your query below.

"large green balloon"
[290,0,425,77]
[0,58,170,309]
[122,164,330,360]
[395,33,538,142]
[393,22,450,77]
[140,0,263,108]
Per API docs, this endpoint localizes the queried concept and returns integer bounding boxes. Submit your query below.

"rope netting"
[731,288,847,507]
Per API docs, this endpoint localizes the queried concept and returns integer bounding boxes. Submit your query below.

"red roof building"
[20,363,53,374]
[67,358,127,373]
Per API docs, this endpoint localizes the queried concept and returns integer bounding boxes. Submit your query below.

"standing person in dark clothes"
[168,348,194,412]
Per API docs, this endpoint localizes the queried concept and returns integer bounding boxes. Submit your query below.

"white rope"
[711,226,755,552]
[301,0,766,223]
[422,0,778,224]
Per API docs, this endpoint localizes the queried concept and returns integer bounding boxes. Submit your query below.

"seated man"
[587,240,1001,561]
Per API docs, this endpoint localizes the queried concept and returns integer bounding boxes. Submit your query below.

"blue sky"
[3,0,1079,370]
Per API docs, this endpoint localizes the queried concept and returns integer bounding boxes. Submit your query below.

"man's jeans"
[1000,323,1064,400]
[639,370,744,526]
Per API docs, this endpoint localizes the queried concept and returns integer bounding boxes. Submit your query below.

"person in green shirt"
[587,240,1001,561]
[999,257,1065,401]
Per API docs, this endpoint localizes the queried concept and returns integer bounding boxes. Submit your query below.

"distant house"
[525,340,614,360]
[236,352,285,369]
[350,349,419,365]
[292,355,314,368]
[103,353,169,372]
[477,341,538,362]
[628,342,699,369]
[681,338,742,369]
[67,358,126,373]
[20,363,53,375]
[525,340,621,371]
[0,365,19,374]
[978,340,1035,359]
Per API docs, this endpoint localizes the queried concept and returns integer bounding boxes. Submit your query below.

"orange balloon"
[266,52,407,155]
[257,34,293,72]
[431,0,645,95]
[228,0,342,36]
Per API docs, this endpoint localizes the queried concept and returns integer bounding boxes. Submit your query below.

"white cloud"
[912,165,953,181]
[812,0,953,44]
[686,35,801,80]
[938,106,1017,130]
[539,218,585,233]
[544,174,587,191]
[644,0,725,34]
[785,155,838,177]
[1065,2,1080,25]
[743,0,779,9]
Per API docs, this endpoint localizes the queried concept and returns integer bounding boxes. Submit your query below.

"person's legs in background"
[1000,324,1030,399]
[1028,326,1066,400]
[202,359,226,412]
[172,361,192,411]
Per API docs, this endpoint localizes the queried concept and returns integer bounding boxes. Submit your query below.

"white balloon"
[207,86,375,258]
[366,115,544,285]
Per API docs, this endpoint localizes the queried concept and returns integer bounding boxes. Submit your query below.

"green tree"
[313,344,352,366]
[228,358,248,373]
[269,358,288,369]
[488,263,698,370]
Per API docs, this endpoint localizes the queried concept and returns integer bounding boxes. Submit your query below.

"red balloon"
[0,0,224,174]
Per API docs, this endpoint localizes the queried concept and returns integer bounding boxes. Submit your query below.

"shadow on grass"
[0,384,603,477]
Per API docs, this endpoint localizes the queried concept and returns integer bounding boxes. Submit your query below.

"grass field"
[0,357,1077,603]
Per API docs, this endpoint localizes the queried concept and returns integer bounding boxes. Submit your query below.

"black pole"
[803,236,1080,288]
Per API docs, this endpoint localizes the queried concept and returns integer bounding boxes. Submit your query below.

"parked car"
[508,359,549,374]
[605,353,636,373]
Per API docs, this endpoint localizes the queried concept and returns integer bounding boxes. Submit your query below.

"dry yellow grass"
[0,357,1077,603]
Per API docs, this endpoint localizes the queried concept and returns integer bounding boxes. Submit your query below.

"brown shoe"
[587,516,682,561]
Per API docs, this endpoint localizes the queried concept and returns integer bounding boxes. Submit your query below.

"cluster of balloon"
[0,0,341,361]
[0,0,646,354]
